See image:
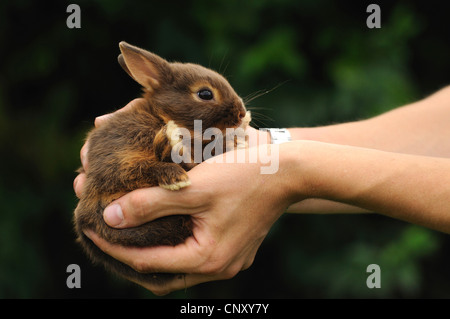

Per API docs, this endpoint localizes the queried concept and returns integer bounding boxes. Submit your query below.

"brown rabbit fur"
[74,41,251,286]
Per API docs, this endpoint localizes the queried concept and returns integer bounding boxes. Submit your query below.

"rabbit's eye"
[197,89,214,101]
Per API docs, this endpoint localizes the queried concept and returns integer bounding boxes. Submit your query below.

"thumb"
[102,184,206,228]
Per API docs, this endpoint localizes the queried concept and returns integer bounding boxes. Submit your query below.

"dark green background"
[1,0,449,298]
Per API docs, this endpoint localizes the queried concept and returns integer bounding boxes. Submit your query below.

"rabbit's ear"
[118,41,170,91]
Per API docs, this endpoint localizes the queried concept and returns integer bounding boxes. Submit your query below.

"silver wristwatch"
[260,128,292,144]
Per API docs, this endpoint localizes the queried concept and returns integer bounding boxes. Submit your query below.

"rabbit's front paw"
[159,176,191,190]
[158,167,191,191]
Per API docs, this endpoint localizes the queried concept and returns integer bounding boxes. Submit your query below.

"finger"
[73,173,86,199]
[80,141,89,171]
[102,184,208,228]
[94,98,147,127]
[83,230,213,296]
[136,273,218,296]
[84,230,205,274]
[134,258,247,295]
[94,113,114,128]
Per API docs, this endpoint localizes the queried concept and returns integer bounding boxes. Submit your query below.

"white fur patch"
[166,120,182,147]
[234,110,251,150]
[240,111,252,130]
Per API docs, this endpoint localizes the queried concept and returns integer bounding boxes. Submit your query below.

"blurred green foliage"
[0,0,449,298]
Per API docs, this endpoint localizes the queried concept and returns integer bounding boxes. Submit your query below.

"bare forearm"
[289,85,450,157]
[286,85,450,214]
[283,141,450,233]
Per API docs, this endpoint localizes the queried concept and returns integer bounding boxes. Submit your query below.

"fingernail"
[103,204,124,227]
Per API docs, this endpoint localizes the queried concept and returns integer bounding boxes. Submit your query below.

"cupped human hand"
[73,101,298,295]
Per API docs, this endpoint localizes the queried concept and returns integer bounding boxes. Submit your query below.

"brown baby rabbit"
[74,41,251,286]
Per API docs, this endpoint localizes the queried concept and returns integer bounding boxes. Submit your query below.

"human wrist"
[288,141,376,203]
[276,141,312,203]
[278,140,337,202]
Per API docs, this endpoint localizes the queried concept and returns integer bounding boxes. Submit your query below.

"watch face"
[259,128,291,144]
[271,129,291,144]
